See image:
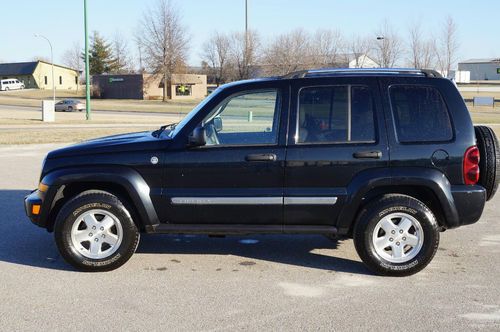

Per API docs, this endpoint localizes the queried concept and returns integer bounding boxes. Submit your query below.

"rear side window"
[297,85,376,143]
[390,85,453,143]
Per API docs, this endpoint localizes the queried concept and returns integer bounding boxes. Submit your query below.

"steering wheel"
[204,121,220,145]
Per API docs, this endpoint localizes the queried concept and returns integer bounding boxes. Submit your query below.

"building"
[337,53,379,68]
[92,73,207,100]
[458,58,500,81]
[0,61,80,90]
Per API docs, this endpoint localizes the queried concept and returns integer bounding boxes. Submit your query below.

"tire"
[5,87,9,91]
[68,106,73,112]
[54,190,140,272]
[353,194,440,277]
[475,125,500,200]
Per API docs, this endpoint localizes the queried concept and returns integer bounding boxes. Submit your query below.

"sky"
[0,0,499,68]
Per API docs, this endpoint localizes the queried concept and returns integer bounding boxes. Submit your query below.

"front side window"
[390,85,453,143]
[201,89,280,146]
[297,85,376,143]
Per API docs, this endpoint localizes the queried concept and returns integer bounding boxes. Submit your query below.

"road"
[0,144,499,331]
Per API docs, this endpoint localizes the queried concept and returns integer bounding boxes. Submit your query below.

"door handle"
[353,151,382,159]
[245,153,277,162]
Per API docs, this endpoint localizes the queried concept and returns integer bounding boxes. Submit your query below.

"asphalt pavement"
[0,144,499,331]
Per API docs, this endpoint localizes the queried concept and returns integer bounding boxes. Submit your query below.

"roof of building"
[460,58,500,64]
[0,62,38,76]
[0,61,78,76]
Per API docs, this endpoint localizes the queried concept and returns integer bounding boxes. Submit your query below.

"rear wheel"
[475,125,500,200]
[54,191,139,272]
[354,194,440,276]
[68,106,73,112]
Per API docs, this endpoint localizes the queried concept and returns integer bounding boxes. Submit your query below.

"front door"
[284,77,389,226]
[162,83,289,225]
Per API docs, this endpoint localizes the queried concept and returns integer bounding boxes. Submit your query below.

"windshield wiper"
[152,122,177,138]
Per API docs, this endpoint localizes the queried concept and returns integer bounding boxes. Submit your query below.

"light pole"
[376,36,385,68]
[84,0,91,120]
[34,34,55,105]
[244,0,249,77]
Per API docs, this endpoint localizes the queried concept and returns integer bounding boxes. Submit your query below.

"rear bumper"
[24,189,46,228]
[449,185,486,228]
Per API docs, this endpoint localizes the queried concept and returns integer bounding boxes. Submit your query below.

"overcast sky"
[0,0,498,67]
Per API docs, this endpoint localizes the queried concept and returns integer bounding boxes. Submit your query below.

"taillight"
[463,146,480,185]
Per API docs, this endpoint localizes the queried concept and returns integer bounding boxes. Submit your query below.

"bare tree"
[229,30,260,80]
[435,16,459,76]
[137,0,189,101]
[32,56,50,63]
[407,20,435,69]
[374,20,403,67]
[62,41,83,71]
[348,36,374,68]
[262,29,310,76]
[201,31,231,86]
[61,41,84,91]
[310,29,344,67]
[112,32,134,74]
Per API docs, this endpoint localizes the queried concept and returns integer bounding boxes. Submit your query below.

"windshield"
[167,86,223,138]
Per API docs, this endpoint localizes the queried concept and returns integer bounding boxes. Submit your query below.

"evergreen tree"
[87,31,117,75]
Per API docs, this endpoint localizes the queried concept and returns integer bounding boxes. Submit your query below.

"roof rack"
[282,68,443,79]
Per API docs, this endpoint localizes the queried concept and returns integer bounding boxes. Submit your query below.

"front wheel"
[54,191,140,272]
[353,194,440,276]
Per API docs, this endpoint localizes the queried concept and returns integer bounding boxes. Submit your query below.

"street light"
[34,34,55,105]
[83,0,91,120]
[376,36,385,68]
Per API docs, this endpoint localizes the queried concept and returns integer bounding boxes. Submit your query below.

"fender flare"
[336,167,458,233]
[41,166,160,228]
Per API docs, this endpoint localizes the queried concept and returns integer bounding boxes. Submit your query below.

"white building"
[458,58,500,81]
[338,53,379,68]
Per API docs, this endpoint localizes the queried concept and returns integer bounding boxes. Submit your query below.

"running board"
[145,224,337,235]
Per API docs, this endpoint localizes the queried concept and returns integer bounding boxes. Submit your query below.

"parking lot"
[0,144,499,331]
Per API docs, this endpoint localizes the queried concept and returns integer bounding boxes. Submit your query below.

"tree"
[112,32,134,74]
[310,29,344,67]
[137,0,189,101]
[88,31,117,75]
[374,20,403,68]
[201,31,231,86]
[407,21,436,68]
[229,30,260,80]
[348,36,373,68]
[62,41,84,71]
[435,16,459,76]
[262,29,310,76]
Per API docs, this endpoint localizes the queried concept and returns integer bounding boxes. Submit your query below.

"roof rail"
[282,68,443,79]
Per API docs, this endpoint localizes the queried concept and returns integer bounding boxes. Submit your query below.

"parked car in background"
[0,78,24,91]
[55,99,85,112]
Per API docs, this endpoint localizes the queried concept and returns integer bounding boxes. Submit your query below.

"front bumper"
[24,189,45,228]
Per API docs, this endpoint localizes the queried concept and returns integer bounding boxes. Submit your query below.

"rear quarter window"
[389,85,453,143]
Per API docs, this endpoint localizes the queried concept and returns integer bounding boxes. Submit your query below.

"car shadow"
[137,233,370,275]
[0,189,370,275]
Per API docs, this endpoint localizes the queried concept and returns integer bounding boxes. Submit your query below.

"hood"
[47,131,168,159]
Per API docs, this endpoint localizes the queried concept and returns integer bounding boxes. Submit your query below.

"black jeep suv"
[25,68,499,276]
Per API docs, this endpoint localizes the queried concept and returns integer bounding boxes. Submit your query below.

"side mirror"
[213,116,223,132]
[188,126,206,147]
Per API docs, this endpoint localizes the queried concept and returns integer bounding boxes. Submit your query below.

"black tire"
[475,125,500,200]
[68,106,73,112]
[54,190,139,272]
[353,194,440,277]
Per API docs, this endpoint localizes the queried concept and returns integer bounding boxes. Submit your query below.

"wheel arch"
[337,167,459,236]
[41,166,159,232]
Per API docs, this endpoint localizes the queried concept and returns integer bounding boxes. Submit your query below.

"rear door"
[284,76,389,226]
